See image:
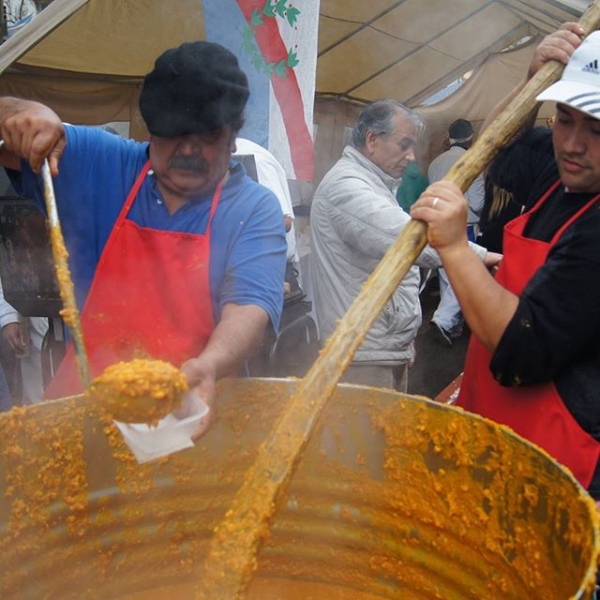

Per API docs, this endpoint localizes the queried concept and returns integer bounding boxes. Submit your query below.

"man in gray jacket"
[310,99,497,392]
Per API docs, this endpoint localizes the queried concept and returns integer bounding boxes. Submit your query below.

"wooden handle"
[197,5,600,598]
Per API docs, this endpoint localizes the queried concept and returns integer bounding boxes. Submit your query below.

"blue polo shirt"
[10,125,287,329]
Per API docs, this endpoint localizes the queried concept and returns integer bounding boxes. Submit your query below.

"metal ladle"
[40,158,91,388]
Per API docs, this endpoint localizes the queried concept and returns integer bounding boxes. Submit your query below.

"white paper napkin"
[114,392,209,464]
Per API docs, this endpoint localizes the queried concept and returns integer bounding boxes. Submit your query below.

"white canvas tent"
[416,34,556,163]
[317,0,590,106]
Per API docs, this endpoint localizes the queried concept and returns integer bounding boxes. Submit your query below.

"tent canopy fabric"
[9,0,590,102]
[317,0,590,106]
[0,0,209,139]
[416,34,557,164]
[8,0,205,77]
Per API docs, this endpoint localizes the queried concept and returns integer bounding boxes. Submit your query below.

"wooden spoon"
[196,4,600,599]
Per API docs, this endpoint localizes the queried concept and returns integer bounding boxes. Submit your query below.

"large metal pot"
[1,378,598,599]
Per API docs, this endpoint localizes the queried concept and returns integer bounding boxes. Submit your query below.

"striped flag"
[203,0,318,181]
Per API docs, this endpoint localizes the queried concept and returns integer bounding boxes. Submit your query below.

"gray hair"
[351,99,424,148]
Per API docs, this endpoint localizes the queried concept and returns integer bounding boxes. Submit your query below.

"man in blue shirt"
[0,41,287,427]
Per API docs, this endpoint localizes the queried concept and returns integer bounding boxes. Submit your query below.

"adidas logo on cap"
[536,31,600,119]
[582,59,600,75]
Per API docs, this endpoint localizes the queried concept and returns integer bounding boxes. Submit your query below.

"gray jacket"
[310,145,486,365]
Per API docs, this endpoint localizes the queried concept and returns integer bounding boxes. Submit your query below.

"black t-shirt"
[488,128,600,497]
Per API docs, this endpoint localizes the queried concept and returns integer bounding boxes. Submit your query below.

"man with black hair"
[0,41,287,423]
[428,119,485,240]
[427,118,486,346]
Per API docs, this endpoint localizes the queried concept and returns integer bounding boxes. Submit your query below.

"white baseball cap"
[537,31,600,119]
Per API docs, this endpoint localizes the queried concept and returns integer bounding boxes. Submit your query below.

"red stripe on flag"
[235,0,314,181]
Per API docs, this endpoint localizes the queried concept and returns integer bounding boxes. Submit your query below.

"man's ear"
[364,129,377,154]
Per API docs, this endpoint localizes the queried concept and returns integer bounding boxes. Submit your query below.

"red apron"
[46,161,220,399]
[457,180,600,487]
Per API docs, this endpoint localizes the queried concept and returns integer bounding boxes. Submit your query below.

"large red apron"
[457,180,600,487]
[46,161,220,399]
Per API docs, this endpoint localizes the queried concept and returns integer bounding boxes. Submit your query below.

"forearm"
[0,310,18,329]
[176,304,268,439]
[188,303,269,382]
[439,244,518,352]
[179,303,270,419]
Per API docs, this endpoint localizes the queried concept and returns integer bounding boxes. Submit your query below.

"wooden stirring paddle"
[198,6,600,598]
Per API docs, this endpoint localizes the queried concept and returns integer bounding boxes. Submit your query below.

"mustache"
[168,155,209,172]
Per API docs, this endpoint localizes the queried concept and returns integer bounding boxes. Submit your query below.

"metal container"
[1,378,598,599]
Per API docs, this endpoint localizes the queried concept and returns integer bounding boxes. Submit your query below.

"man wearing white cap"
[411,23,600,502]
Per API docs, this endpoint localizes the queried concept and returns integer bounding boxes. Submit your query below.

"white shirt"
[235,138,298,263]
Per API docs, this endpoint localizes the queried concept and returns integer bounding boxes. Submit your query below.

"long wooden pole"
[197,4,600,598]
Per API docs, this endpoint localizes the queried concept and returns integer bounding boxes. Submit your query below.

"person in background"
[234,137,301,289]
[310,99,499,392]
[0,41,287,431]
[0,167,19,399]
[411,23,600,501]
[0,277,48,404]
[427,119,486,346]
[428,119,485,241]
[395,160,429,212]
[396,161,432,297]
